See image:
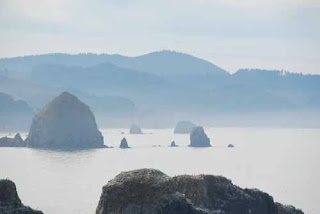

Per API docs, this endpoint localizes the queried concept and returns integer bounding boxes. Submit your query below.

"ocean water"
[0,127,319,214]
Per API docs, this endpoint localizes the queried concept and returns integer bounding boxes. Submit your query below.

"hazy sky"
[0,0,320,74]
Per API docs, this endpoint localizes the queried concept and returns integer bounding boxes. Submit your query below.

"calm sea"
[0,127,319,214]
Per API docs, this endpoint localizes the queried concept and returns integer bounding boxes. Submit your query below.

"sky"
[0,0,320,74]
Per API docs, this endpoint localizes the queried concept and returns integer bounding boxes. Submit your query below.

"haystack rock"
[0,179,43,214]
[95,168,304,214]
[120,137,130,149]
[129,124,143,134]
[189,126,211,147]
[0,133,25,147]
[174,121,196,134]
[228,144,235,148]
[26,92,104,149]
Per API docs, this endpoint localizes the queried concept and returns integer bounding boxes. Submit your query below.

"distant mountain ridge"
[0,92,33,130]
[0,50,319,129]
[0,92,32,114]
[102,50,228,77]
[0,50,227,78]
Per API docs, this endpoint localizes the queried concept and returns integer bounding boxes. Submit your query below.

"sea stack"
[95,168,304,214]
[170,141,178,147]
[0,179,43,213]
[129,124,143,134]
[0,133,25,147]
[174,121,196,134]
[120,137,130,148]
[26,92,104,149]
[189,126,211,147]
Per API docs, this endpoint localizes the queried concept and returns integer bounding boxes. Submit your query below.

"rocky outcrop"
[189,126,211,147]
[96,168,304,214]
[228,144,234,148]
[0,179,43,214]
[26,92,105,149]
[120,138,130,149]
[174,121,196,134]
[275,203,304,214]
[0,134,25,147]
[129,124,143,134]
[170,141,178,147]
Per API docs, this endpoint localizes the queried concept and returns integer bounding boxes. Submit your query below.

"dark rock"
[174,121,196,134]
[228,144,234,148]
[26,92,105,149]
[129,124,143,134]
[0,134,26,147]
[96,168,304,214]
[170,141,178,147]
[120,138,130,149]
[0,179,43,214]
[13,134,24,144]
[0,137,12,147]
[190,126,211,147]
[275,203,304,214]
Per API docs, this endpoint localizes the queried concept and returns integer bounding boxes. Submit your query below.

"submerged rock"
[170,141,178,147]
[189,126,211,147]
[96,168,304,214]
[0,179,43,214]
[120,137,130,149]
[129,124,143,134]
[0,133,25,147]
[26,92,105,149]
[174,121,196,134]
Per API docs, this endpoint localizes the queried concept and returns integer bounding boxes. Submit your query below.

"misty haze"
[0,0,319,214]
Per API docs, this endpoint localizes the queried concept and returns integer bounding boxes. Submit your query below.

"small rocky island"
[129,124,143,134]
[170,141,178,147]
[95,168,304,214]
[0,133,25,147]
[0,179,43,214]
[120,137,130,148]
[26,92,105,149]
[174,121,196,134]
[189,126,211,147]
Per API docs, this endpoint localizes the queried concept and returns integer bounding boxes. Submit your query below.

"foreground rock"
[96,168,304,214]
[174,121,196,134]
[0,179,43,214]
[189,126,211,147]
[129,124,143,134]
[0,134,25,147]
[120,138,130,149]
[26,92,105,149]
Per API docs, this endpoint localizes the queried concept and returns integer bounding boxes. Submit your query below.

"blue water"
[0,127,319,214]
